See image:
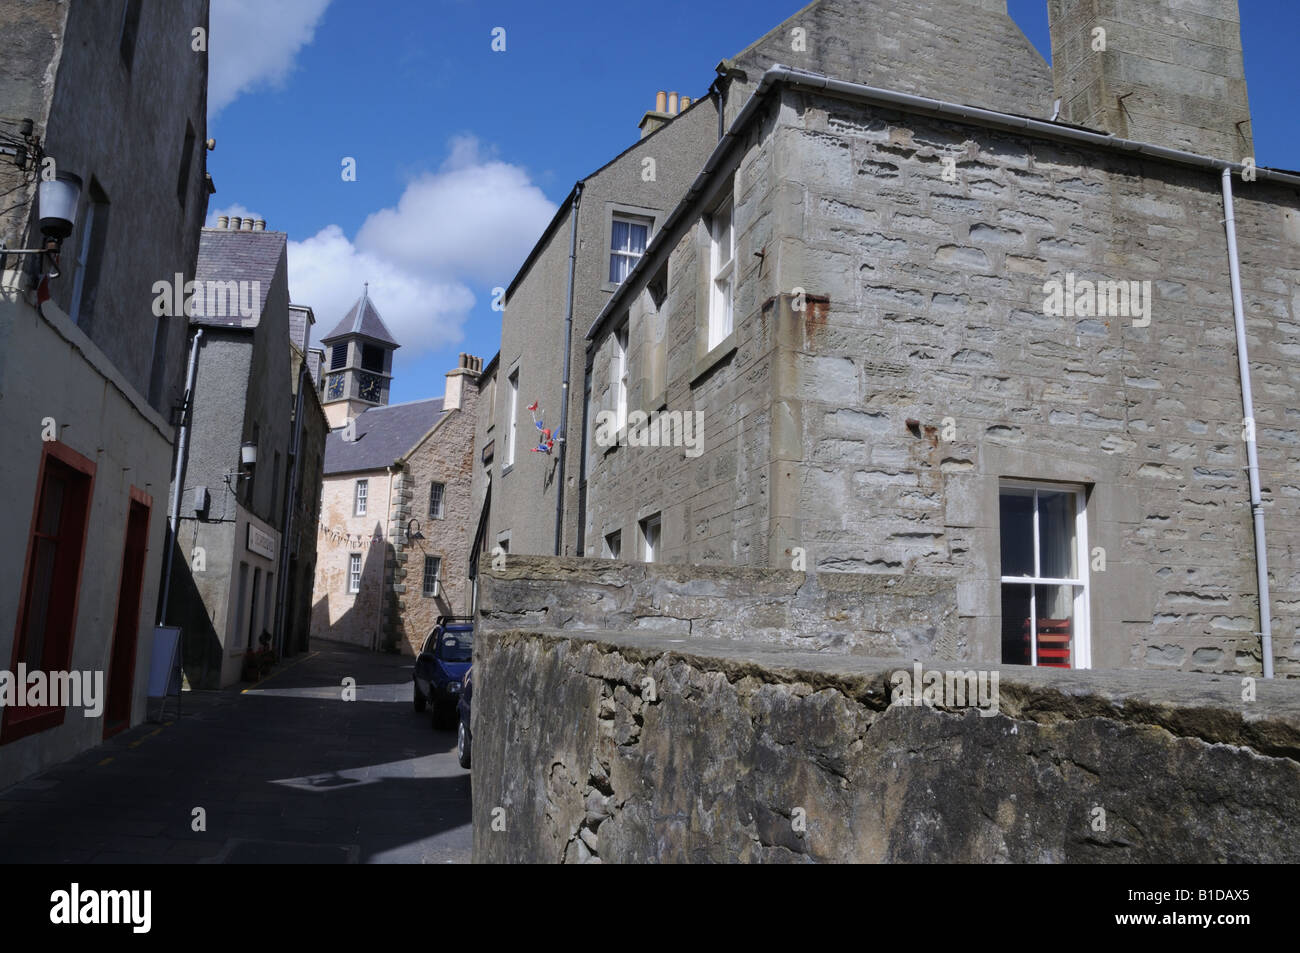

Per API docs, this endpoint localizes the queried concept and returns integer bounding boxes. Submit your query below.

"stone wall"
[584,81,1300,677]
[392,377,481,656]
[470,624,1300,863]
[479,555,956,657]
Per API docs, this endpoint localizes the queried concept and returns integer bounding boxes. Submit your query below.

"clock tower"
[319,284,400,429]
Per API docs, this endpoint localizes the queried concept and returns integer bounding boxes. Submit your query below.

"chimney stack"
[639,89,678,140]
[444,352,483,411]
[1047,0,1253,162]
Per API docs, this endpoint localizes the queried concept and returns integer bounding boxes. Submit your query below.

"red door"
[104,491,151,737]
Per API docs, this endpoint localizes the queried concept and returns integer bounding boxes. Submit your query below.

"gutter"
[554,182,583,556]
[158,327,203,624]
[1220,169,1275,678]
[586,64,1300,347]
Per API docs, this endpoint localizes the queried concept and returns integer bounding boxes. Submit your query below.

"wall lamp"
[405,518,425,545]
[0,168,81,279]
[223,441,258,485]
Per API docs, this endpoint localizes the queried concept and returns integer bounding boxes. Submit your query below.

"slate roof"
[323,398,445,475]
[320,287,400,347]
[192,228,287,328]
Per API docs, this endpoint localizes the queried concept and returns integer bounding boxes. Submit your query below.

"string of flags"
[318,520,385,550]
[527,400,554,454]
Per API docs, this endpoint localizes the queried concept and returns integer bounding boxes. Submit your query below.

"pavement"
[0,641,471,864]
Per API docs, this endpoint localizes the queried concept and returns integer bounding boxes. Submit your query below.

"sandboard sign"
[147,626,183,722]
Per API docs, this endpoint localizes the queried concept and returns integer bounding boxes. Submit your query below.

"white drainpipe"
[1221,168,1274,679]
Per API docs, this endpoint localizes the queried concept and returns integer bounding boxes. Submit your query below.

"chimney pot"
[217,215,229,228]
[668,91,679,115]
[254,218,266,231]
[655,90,667,113]
[241,218,253,231]
[230,217,242,230]
[681,96,692,111]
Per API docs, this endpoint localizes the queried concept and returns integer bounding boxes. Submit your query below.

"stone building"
[161,217,295,689]
[279,304,329,659]
[309,305,484,655]
[482,0,1299,678]
[0,0,210,786]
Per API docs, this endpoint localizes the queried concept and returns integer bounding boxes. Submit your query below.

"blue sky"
[207,0,1299,407]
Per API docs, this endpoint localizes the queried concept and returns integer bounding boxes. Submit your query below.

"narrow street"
[0,643,470,864]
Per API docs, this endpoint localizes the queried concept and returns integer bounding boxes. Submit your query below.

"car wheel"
[457,718,471,769]
[413,681,426,713]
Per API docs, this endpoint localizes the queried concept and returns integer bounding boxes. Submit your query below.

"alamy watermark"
[0,665,104,718]
[151,273,261,319]
[1042,273,1151,327]
[593,409,704,458]
[889,662,1000,717]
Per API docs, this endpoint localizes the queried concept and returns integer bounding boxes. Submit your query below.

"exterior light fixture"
[406,518,424,544]
[37,171,81,241]
[240,441,258,467]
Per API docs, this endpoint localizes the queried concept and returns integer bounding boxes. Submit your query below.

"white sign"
[247,524,276,560]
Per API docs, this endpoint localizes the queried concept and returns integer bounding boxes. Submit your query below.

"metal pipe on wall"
[158,327,203,624]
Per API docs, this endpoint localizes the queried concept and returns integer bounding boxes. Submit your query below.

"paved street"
[0,642,471,864]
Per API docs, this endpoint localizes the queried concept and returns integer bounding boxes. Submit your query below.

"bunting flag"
[526,400,555,454]
[317,519,386,550]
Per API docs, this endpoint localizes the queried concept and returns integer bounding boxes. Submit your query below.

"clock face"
[359,373,381,402]
[326,374,344,400]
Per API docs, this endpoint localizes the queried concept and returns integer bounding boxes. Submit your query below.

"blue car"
[413,617,473,728]
[457,666,472,769]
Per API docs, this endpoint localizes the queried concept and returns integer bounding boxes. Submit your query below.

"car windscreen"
[437,630,473,662]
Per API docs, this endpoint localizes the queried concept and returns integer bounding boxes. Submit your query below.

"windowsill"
[690,331,738,386]
[501,463,514,477]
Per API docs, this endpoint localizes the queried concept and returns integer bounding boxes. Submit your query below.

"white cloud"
[208,0,332,117]
[356,134,558,285]
[289,225,476,362]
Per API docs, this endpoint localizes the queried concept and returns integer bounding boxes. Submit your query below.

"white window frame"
[640,513,661,564]
[422,554,442,598]
[354,479,368,516]
[609,215,650,286]
[429,481,445,519]
[348,553,362,593]
[708,198,735,350]
[615,322,629,431]
[505,370,519,467]
[999,480,1091,669]
[69,199,97,326]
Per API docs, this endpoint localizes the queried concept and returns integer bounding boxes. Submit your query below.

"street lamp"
[405,518,424,545]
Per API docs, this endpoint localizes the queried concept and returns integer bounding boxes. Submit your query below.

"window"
[610,216,650,285]
[70,179,110,328]
[639,513,661,564]
[119,0,143,69]
[604,530,621,559]
[422,555,442,598]
[3,444,95,743]
[708,198,735,350]
[330,344,348,370]
[177,122,196,207]
[348,553,362,593]
[354,479,368,516]
[247,566,262,649]
[505,369,519,467]
[429,481,445,519]
[361,344,385,372]
[999,483,1090,669]
[614,323,629,430]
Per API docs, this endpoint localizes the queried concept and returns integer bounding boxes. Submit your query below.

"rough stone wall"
[309,469,393,649]
[392,381,481,656]
[721,0,1053,129]
[1048,0,1254,162]
[471,626,1300,863]
[479,555,955,657]
[586,83,1300,677]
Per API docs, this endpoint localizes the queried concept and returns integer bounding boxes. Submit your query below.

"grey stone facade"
[583,75,1300,677]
